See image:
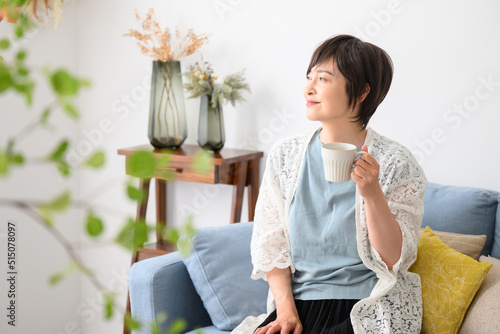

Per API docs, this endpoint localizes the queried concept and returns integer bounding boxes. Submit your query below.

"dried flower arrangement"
[123,8,209,62]
[183,60,250,109]
[24,0,66,26]
[0,0,68,27]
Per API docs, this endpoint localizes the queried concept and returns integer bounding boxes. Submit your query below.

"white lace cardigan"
[231,126,428,334]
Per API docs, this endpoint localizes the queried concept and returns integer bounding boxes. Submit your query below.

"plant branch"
[13,100,59,145]
[0,197,128,220]
[0,198,127,315]
[73,199,127,219]
[80,175,127,201]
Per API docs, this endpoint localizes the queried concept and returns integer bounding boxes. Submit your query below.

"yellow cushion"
[409,226,492,334]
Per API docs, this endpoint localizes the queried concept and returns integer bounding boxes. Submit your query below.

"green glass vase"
[198,95,225,153]
[148,60,187,149]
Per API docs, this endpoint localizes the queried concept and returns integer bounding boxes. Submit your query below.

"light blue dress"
[289,129,378,300]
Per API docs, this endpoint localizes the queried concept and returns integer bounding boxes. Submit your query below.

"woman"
[232,34,427,334]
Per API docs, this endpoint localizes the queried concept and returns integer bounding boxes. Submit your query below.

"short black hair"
[306,34,393,129]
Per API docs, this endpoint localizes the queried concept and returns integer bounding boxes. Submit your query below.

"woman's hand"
[254,310,303,334]
[351,145,382,200]
[352,144,403,269]
[258,268,303,334]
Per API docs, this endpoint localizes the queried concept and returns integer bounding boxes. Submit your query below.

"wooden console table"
[117,144,263,334]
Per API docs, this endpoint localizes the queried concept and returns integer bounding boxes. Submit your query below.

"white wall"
[1,0,500,333]
[0,3,82,334]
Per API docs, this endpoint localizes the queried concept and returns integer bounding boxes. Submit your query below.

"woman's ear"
[358,83,371,104]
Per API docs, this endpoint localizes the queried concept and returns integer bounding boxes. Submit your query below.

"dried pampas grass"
[23,0,71,28]
[124,8,209,62]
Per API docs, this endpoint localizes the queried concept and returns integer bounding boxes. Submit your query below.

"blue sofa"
[128,182,500,334]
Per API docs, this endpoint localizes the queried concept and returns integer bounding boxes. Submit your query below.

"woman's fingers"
[255,317,302,334]
[255,324,271,334]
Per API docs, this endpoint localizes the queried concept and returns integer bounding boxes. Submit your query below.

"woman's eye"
[306,75,311,80]
[319,77,326,81]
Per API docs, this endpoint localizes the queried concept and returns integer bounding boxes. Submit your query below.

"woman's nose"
[306,81,316,95]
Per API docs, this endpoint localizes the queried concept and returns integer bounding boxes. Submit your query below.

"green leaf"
[0,150,10,175]
[167,319,187,334]
[17,67,28,76]
[162,227,180,245]
[47,140,72,176]
[127,151,155,178]
[114,218,150,251]
[84,150,105,168]
[48,262,78,286]
[126,184,144,201]
[63,102,79,119]
[40,107,51,126]
[25,88,33,106]
[0,38,10,50]
[10,13,32,40]
[0,65,12,93]
[12,0,30,6]
[39,191,72,211]
[103,292,115,319]
[193,149,212,175]
[85,211,104,237]
[4,140,24,165]
[6,138,14,155]
[132,222,149,249]
[176,215,196,257]
[9,153,24,164]
[80,78,92,88]
[15,50,26,61]
[150,312,168,334]
[48,272,65,286]
[50,69,79,96]
[124,314,141,331]
[36,191,72,224]
[48,140,69,162]
[37,207,55,225]
[55,160,70,177]
[15,80,34,106]
[14,25,24,39]
[74,262,94,277]
[150,322,160,334]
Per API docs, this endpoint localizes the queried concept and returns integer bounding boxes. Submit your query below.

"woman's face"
[303,59,353,124]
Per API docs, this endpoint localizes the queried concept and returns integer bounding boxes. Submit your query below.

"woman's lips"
[306,101,319,107]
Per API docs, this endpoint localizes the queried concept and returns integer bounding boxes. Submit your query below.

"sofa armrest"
[128,251,212,334]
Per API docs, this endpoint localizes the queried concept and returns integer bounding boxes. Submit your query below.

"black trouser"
[255,299,358,334]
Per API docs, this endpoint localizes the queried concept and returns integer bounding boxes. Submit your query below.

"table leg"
[125,177,150,334]
[156,179,167,245]
[132,178,150,263]
[230,161,248,224]
[247,157,260,222]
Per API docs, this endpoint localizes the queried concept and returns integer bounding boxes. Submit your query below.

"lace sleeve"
[369,150,427,274]
[384,176,427,273]
[250,148,293,281]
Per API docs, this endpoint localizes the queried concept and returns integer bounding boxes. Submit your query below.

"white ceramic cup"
[321,143,367,182]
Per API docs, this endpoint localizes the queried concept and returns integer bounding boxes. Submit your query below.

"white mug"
[321,143,367,182]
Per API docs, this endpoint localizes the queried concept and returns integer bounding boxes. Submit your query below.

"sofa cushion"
[493,195,500,258]
[459,255,500,333]
[423,182,499,256]
[179,222,268,331]
[128,252,212,334]
[418,228,487,260]
[409,226,492,334]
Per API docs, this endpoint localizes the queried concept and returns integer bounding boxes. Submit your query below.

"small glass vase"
[198,95,225,153]
[148,60,187,149]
